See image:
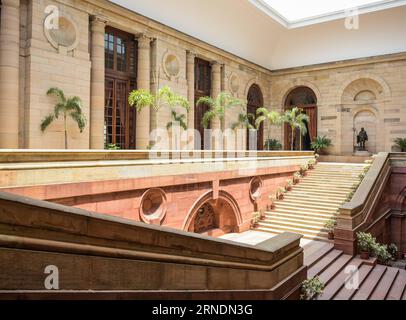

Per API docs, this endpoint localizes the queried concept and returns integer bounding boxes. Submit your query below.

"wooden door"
[194,58,211,150]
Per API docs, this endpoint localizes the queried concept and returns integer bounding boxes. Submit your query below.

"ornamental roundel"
[249,177,263,201]
[44,16,79,52]
[162,52,181,79]
[139,188,167,225]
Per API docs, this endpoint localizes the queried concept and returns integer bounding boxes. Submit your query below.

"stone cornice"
[271,52,406,77]
[55,0,273,76]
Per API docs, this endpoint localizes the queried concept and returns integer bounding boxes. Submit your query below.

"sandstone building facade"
[0,0,405,154]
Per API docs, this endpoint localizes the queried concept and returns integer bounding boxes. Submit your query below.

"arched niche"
[353,109,378,154]
[247,84,264,150]
[183,191,242,236]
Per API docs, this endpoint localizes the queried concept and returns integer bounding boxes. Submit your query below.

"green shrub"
[311,136,332,154]
[324,219,336,232]
[388,243,398,260]
[301,277,325,300]
[264,139,282,151]
[371,243,392,265]
[106,143,121,150]
[393,137,406,152]
[356,232,376,253]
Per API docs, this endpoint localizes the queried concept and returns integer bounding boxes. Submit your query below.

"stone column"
[0,0,20,149]
[136,34,151,150]
[89,16,107,149]
[186,51,196,148]
[211,61,222,131]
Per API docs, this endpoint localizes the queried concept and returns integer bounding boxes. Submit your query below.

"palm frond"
[54,102,66,119]
[66,97,83,113]
[47,87,66,103]
[128,89,155,112]
[197,96,215,108]
[40,114,55,132]
[70,111,87,132]
[202,110,215,129]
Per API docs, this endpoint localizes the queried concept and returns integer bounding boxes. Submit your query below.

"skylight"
[250,0,406,28]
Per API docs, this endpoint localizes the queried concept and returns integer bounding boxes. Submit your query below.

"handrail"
[0,149,314,163]
[338,152,390,230]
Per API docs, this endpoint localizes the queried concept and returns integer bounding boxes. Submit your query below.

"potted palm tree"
[393,138,406,152]
[255,108,282,150]
[282,107,310,151]
[311,136,333,155]
[40,87,86,149]
[264,139,282,151]
[198,91,245,130]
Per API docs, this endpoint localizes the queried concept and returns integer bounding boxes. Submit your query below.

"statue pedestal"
[354,151,371,157]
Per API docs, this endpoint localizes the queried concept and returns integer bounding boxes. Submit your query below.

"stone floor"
[221,230,327,261]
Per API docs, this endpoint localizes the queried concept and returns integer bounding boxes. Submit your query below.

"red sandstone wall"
[2,165,299,236]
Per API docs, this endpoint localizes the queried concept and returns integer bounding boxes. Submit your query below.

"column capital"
[1,0,20,9]
[186,51,197,63]
[211,61,222,72]
[91,15,108,26]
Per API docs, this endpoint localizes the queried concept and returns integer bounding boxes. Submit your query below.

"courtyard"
[0,0,406,307]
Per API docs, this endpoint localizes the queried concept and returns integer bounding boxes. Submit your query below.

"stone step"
[281,195,344,206]
[318,254,353,286]
[292,186,350,195]
[299,181,357,188]
[307,172,362,178]
[287,191,348,200]
[272,205,337,215]
[369,267,399,300]
[265,211,335,222]
[386,269,406,300]
[318,258,364,300]
[352,265,387,300]
[304,243,335,268]
[275,200,339,211]
[263,216,327,229]
[259,219,328,233]
[255,225,329,241]
[333,264,374,300]
[308,249,344,279]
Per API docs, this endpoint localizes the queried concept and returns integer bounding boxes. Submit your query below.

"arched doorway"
[247,84,264,150]
[284,86,317,151]
[184,191,241,237]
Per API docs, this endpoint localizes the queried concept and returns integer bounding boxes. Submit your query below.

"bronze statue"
[357,128,368,151]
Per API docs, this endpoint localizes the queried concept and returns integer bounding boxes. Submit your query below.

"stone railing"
[0,149,314,163]
[0,191,306,299]
[335,152,392,254]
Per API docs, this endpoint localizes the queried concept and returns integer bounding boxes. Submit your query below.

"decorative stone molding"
[229,73,240,94]
[139,188,167,225]
[162,51,181,80]
[249,177,263,202]
[44,14,79,53]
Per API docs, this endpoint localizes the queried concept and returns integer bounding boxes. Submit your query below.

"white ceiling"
[110,0,406,70]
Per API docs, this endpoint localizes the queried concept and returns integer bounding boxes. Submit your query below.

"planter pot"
[286,186,292,191]
[328,232,334,240]
[360,251,370,260]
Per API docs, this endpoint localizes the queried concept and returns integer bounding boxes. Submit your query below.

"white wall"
[111,0,406,69]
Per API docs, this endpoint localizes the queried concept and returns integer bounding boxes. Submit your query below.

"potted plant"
[324,219,336,240]
[300,277,325,300]
[264,139,282,151]
[251,211,261,228]
[286,179,293,191]
[388,243,399,260]
[346,190,355,202]
[357,232,376,260]
[300,164,309,176]
[393,137,406,152]
[276,187,286,200]
[311,136,333,155]
[293,172,302,184]
[371,243,392,265]
[268,194,277,210]
[308,159,316,170]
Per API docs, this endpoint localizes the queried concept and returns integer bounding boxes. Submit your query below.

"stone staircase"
[305,243,406,300]
[256,163,366,241]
